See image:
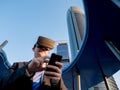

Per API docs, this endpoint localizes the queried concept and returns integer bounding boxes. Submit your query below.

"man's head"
[33,36,55,57]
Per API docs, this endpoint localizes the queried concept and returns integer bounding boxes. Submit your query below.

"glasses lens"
[37,45,49,51]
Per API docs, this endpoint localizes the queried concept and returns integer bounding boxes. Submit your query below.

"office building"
[55,41,70,64]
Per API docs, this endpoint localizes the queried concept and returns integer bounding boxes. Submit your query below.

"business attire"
[0,62,67,90]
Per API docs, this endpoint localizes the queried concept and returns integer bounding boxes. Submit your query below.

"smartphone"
[46,53,62,72]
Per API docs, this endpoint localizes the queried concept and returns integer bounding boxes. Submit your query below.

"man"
[0,36,67,90]
[31,36,67,90]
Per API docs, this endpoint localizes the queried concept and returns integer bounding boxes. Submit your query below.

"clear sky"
[0,0,119,89]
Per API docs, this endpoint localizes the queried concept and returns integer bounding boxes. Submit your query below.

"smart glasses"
[36,45,50,51]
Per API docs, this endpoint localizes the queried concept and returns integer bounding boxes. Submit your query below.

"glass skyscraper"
[56,41,70,62]
[55,41,70,68]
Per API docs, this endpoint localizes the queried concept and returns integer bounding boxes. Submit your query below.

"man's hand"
[27,56,49,74]
[44,61,63,84]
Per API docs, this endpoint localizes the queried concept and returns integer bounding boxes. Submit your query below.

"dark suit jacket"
[0,62,67,90]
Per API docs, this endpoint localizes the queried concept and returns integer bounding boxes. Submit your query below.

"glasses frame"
[36,44,50,51]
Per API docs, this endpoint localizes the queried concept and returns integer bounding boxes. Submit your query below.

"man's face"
[33,45,50,58]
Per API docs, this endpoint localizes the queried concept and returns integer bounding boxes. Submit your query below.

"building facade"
[55,41,70,62]
[55,41,70,68]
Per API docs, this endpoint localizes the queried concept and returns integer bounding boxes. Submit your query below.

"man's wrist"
[25,62,35,77]
[50,79,59,85]
[25,69,35,77]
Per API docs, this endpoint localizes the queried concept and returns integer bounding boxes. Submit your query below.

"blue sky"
[0,0,119,89]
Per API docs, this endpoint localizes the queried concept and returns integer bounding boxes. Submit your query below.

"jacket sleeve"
[41,76,68,90]
[0,62,32,89]
[60,78,68,90]
[51,78,68,90]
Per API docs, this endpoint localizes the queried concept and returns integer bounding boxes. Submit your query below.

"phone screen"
[46,53,62,72]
